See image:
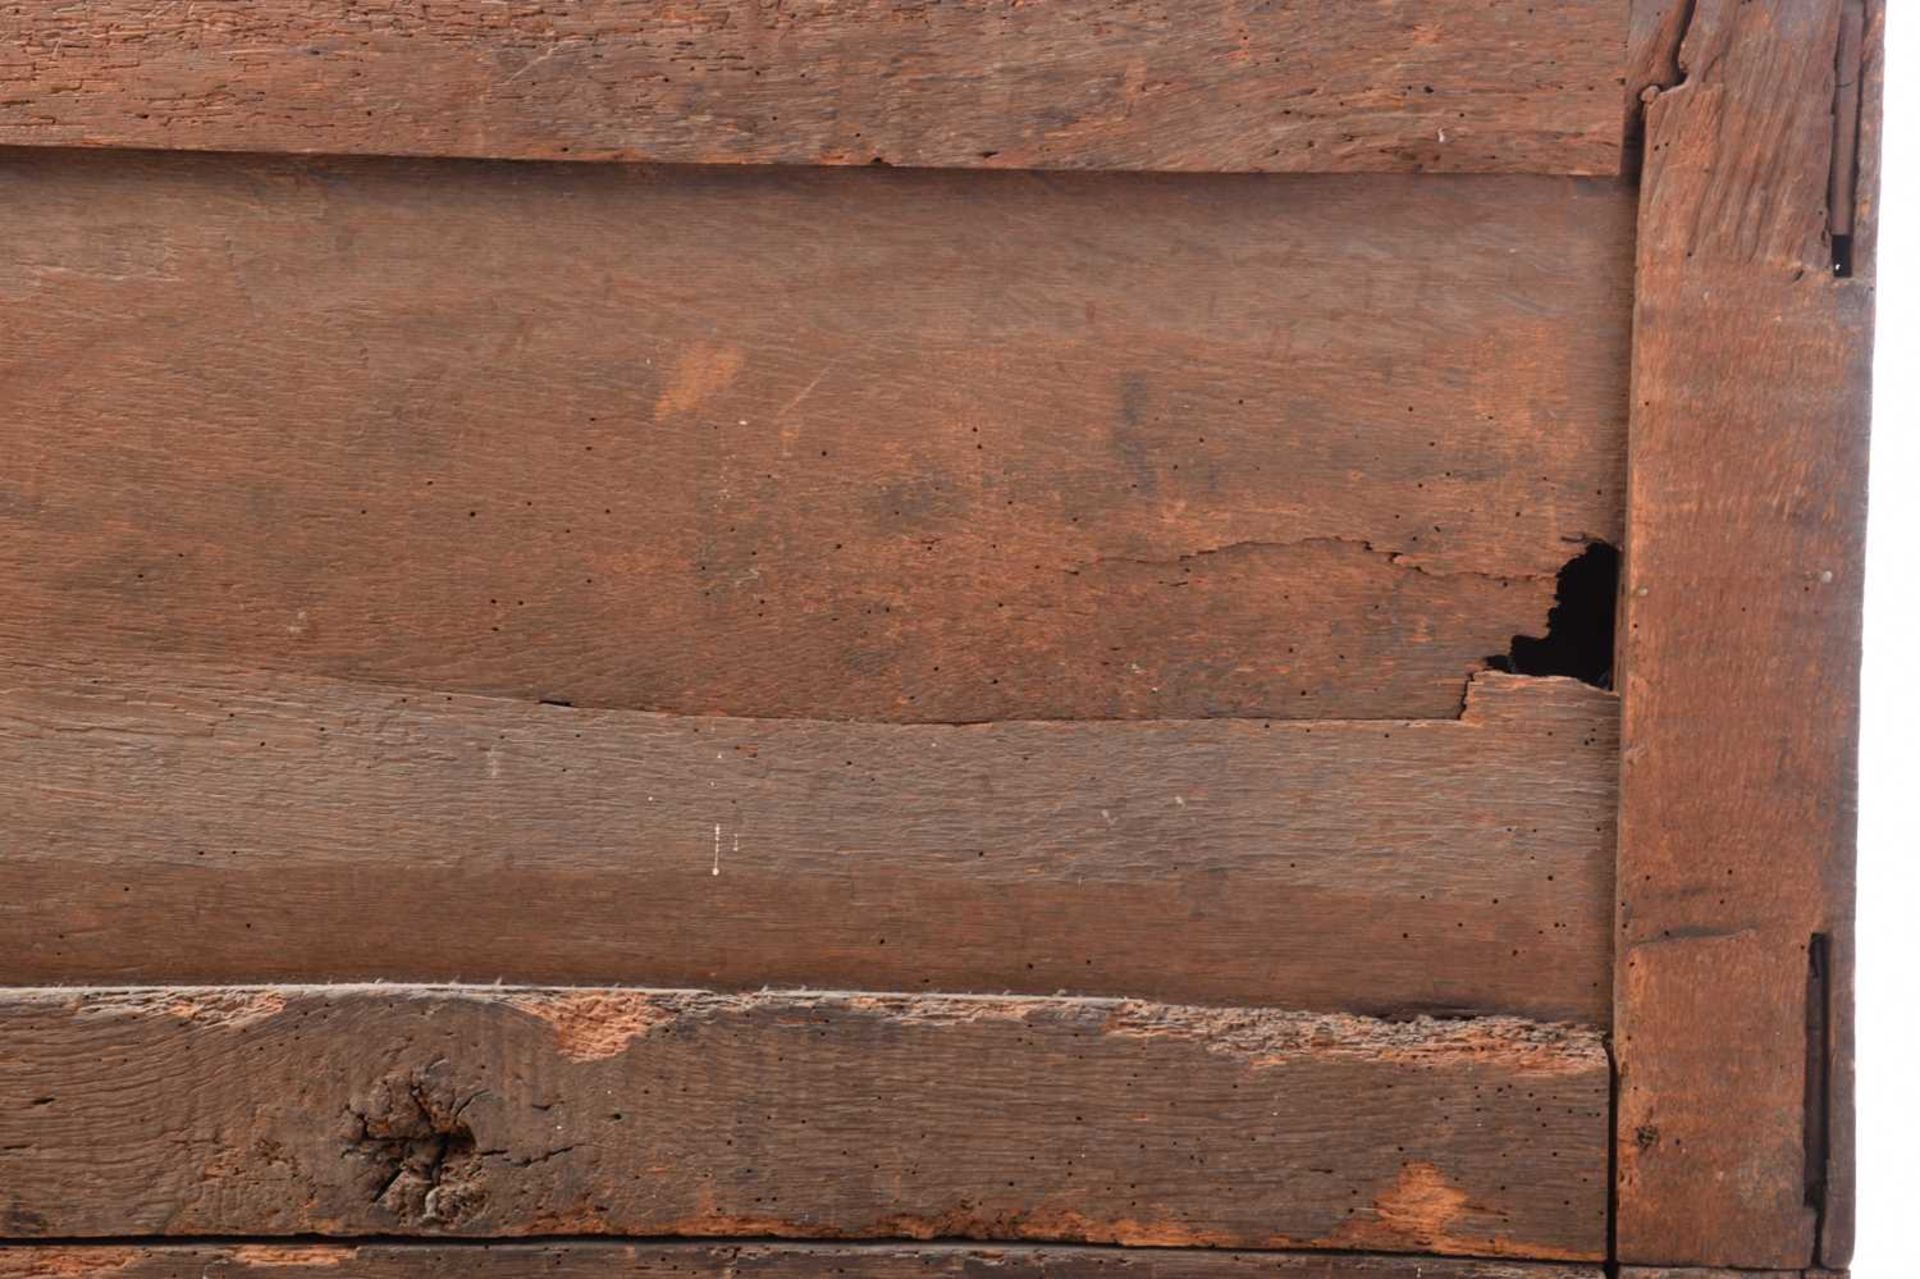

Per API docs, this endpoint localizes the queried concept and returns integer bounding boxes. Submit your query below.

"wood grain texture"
[0,150,1633,723]
[0,1244,1607,1279]
[0,1,1632,174]
[0,657,1616,1022]
[0,986,1610,1256]
[1622,0,1690,128]
[1615,0,1878,1269]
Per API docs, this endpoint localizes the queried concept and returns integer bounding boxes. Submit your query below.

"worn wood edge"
[0,983,1610,1066]
[1819,11,1881,1270]
[1622,0,1693,150]
[0,1242,1609,1279]
[0,1,1629,174]
[1614,0,1879,1269]
[1851,0,1887,281]
[0,984,1609,1254]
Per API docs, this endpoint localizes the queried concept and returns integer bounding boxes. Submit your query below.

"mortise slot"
[1484,541,1619,688]
[1804,932,1833,1257]
[1828,0,1866,277]
[1832,233,1854,279]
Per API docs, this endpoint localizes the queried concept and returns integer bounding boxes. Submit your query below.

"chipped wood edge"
[1622,0,1693,150]
[27,983,1611,1073]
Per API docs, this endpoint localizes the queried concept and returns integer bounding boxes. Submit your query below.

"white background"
[1857,4,1914,1276]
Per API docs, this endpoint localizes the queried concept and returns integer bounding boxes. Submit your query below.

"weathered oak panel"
[0,1243,1609,1279]
[0,659,1615,1022]
[0,987,1609,1256]
[0,1,1631,174]
[1614,0,1878,1270]
[0,150,1632,722]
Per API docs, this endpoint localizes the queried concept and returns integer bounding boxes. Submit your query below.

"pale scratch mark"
[775,358,842,456]
[499,43,565,88]
[229,1244,353,1267]
[712,823,722,876]
[777,360,840,421]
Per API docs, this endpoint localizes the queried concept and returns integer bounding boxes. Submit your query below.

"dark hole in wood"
[1832,234,1855,278]
[1485,541,1618,688]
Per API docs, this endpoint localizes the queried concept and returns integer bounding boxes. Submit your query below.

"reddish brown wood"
[0,1244,1606,1279]
[1618,1271,1849,1279]
[1624,1,1692,111]
[1614,0,1878,1269]
[0,657,1616,1022]
[0,987,1610,1256]
[0,1,1632,174]
[1821,11,1883,1263]
[1,5,1880,1271]
[0,150,1632,723]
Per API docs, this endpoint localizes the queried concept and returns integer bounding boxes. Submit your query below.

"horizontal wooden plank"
[0,1242,1609,1279]
[0,658,1615,1021]
[0,1,1631,174]
[0,150,1633,722]
[0,986,1609,1255]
